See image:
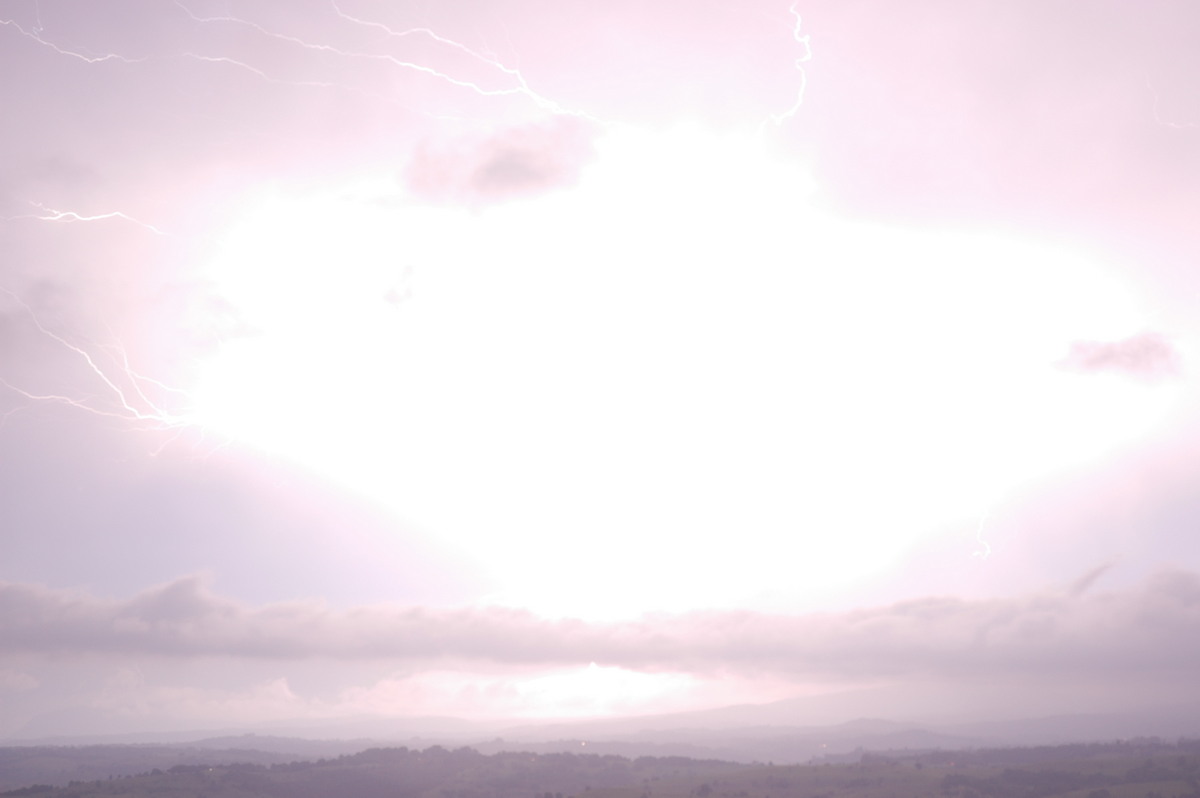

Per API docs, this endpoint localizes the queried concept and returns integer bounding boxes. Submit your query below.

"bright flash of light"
[334,663,800,721]
[0,0,605,449]
[502,663,698,719]
[187,121,1181,621]
[1,0,1183,624]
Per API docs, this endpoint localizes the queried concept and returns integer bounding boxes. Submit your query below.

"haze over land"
[2,0,1200,742]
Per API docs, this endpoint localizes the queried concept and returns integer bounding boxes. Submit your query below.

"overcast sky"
[2,0,1199,738]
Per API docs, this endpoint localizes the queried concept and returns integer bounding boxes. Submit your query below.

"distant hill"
[7,692,1200,778]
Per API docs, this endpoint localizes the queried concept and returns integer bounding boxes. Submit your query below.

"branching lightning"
[0,14,142,64]
[0,198,189,446]
[0,0,605,451]
[4,201,168,236]
[3,0,590,117]
[0,0,812,456]
[327,0,579,117]
[0,288,187,431]
[170,0,591,120]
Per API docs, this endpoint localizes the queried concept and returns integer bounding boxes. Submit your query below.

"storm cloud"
[3,0,1200,737]
[4,570,1199,682]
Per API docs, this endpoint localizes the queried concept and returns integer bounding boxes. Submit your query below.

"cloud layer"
[4,570,1199,681]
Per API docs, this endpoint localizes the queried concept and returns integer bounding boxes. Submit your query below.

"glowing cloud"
[184,122,1181,621]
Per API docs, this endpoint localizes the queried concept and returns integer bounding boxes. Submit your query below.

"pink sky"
[1,0,1199,738]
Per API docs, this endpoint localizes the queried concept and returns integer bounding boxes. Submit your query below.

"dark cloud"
[1059,332,1182,380]
[403,116,596,206]
[4,571,1200,683]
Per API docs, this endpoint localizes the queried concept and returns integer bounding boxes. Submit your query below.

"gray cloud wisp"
[1059,333,1182,380]
[3,571,1199,680]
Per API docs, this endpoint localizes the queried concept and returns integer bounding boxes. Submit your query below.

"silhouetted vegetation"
[0,745,294,793]
[3,739,1200,798]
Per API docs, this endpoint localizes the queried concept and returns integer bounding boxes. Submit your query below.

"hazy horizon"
[2,0,1199,740]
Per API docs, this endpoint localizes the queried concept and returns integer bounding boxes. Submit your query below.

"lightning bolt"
[327,0,580,117]
[760,2,812,133]
[169,0,594,121]
[0,288,186,429]
[2,1,587,117]
[168,2,363,94]
[1,0,812,452]
[0,199,192,448]
[0,286,223,456]
[6,1,808,127]
[4,201,168,236]
[0,14,142,64]
[0,0,604,452]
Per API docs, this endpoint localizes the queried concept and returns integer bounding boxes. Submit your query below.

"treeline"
[0,745,741,798]
[933,745,1200,798]
[0,745,293,793]
[4,738,1200,798]
[907,739,1200,769]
